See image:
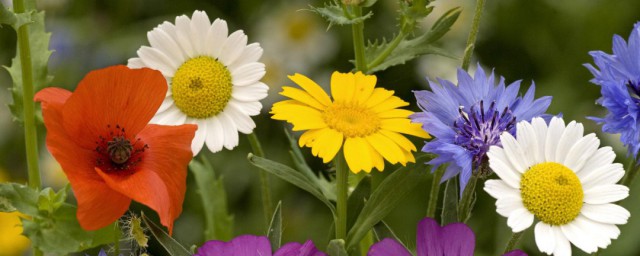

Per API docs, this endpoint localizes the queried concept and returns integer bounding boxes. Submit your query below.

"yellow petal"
[371,96,409,113]
[365,133,406,164]
[377,109,414,119]
[353,72,376,104]
[379,129,417,152]
[299,128,325,148]
[271,101,327,131]
[369,144,385,172]
[313,128,344,163]
[381,119,431,138]
[331,71,356,103]
[365,88,395,108]
[344,137,373,173]
[280,86,327,110]
[289,73,332,106]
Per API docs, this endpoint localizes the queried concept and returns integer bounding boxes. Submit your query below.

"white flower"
[484,117,630,256]
[128,10,268,154]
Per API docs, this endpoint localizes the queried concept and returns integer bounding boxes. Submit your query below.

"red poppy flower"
[35,65,197,234]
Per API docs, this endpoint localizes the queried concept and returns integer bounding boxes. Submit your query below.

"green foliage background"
[1,0,640,255]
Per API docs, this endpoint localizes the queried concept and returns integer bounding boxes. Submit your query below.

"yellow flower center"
[520,162,583,226]
[322,103,380,138]
[171,56,233,119]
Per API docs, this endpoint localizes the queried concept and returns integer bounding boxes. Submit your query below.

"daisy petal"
[219,31,248,66]
[506,208,534,232]
[583,184,629,204]
[206,18,229,58]
[534,222,556,255]
[581,204,630,225]
[204,117,225,153]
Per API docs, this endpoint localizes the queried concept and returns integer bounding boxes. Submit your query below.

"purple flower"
[585,22,640,158]
[367,217,527,256]
[412,65,551,193]
[194,235,326,256]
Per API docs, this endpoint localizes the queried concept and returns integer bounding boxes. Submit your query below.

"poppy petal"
[62,65,168,149]
[74,179,132,230]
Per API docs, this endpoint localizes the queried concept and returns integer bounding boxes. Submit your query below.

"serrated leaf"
[0,3,17,25]
[5,10,53,123]
[190,158,234,241]
[142,212,191,256]
[326,239,348,256]
[267,201,282,250]
[365,7,461,73]
[310,3,372,27]
[37,184,68,214]
[0,182,39,215]
[345,154,430,250]
[248,154,337,218]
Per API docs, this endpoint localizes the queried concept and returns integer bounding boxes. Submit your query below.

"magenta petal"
[274,240,327,256]
[195,235,273,256]
[367,238,412,256]
[416,217,475,256]
[503,249,528,256]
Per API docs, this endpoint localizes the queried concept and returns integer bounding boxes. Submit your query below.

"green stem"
[335,151,349,240]
[351,6,367,72]
[426,166,445,218]
[503,231,524,254]
[457,172,479,223]
[366,31,407,71]
[114,222,121,255]
[14,0,41,191]
[247,132,273,224]
[621,157,639,187]
[461,0,486,71]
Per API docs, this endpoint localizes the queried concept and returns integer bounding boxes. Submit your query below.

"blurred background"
[1,0,640,255]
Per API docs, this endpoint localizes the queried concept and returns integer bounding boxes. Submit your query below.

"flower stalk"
[503,231,523,254]
[247,132,274,224]
[461,0,486,71]
[334,151,349,240]
[14,0,41,190]
[426,166,445,218]
[351,6,367,72]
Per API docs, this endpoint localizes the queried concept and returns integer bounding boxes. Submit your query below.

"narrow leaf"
[190,159,234,241]
[248,153,337,217]
[267,201,282,250]
[346,176,370,231]
[424,7,462,44]
[345,155,430,249]
[284,129,336,201]
[441,179,458,225]
[326,239,348,256]
[142,212,191,256]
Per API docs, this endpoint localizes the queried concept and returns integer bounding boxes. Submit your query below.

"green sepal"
[247,153,337,218]
[310,2,372,28]
[345,154,430,250]
[267,201,283,250]
[326,239,349,256]
[142,212,191,256]
[4,10,53,123]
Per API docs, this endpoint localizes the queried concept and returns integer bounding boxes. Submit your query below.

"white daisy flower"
[128,10,268,154]
[484,117,630,256]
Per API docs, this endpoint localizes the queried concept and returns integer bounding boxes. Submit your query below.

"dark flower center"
[626,80,640,99]
[95,124,148,173]
[453,100,516,168]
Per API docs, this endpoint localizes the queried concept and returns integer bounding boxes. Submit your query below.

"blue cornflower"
[411,65,552,192]
[585,22,640,158]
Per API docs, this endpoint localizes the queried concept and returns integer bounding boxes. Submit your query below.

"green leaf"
[361,0,378,7]
[310,3,372,28]
[365,7,461,73]
[0,182,39,215]
[142,212,191,256]
[267,201,282,250]
[248,153,337,218]
[345,154,430,249]
[37,184,69,214]
[326,239,348,256]
[4,10,53,123]
[284,129,336,201]
[190,158,234,241]
[0,3,17,25]
[441,179,458,225]
[372,220,404,244]
[346,176,370,231]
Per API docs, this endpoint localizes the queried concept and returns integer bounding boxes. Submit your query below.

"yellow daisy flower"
[271,71,430,173]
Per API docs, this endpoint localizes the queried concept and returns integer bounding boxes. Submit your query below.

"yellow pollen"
[322,103,380,138]
[171,56,233,119]
[520,162,583,226]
